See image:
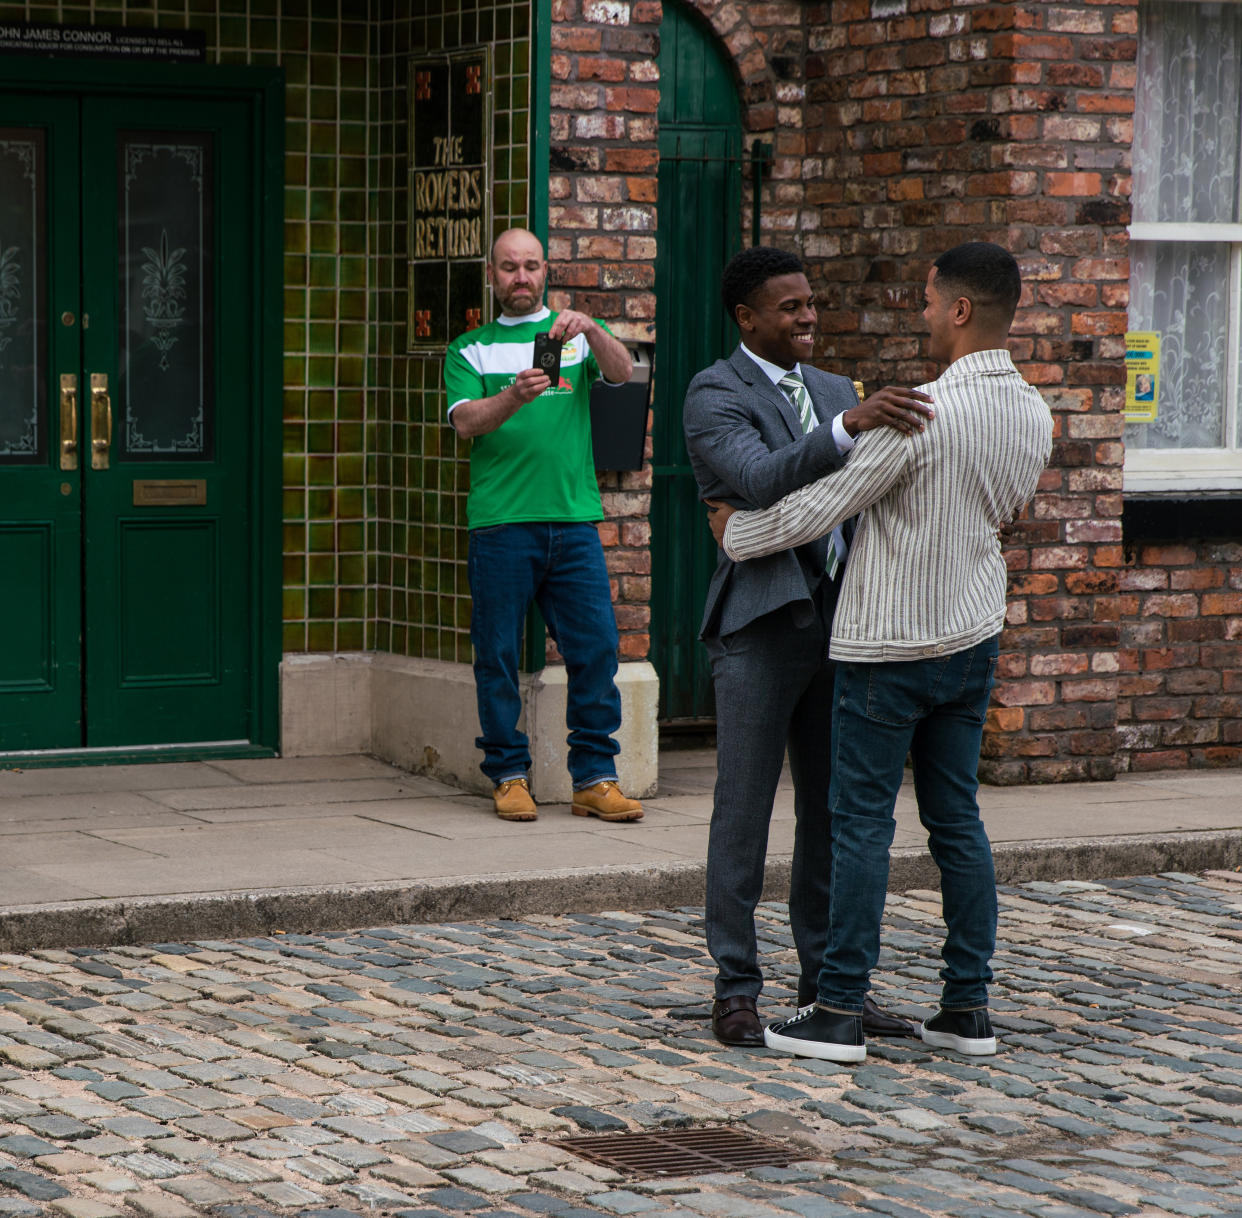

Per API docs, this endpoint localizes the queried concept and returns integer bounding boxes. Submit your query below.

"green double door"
[0,85,259,754]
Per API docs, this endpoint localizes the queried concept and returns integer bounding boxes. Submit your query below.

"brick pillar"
[984,4,1134,782]
[548,0,660,663]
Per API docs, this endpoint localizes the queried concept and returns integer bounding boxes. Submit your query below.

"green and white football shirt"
[445,307,610,530]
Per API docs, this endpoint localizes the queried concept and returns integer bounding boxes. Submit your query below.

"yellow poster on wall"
[1125,331,1160,423]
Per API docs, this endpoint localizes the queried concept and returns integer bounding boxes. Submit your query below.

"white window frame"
[1125,223,1242,494]
[1126,0,1242,495]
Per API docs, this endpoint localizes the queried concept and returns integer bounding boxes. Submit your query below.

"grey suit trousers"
[703,576,838,1001]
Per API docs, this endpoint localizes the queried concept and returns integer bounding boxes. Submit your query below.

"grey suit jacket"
[683,347,859,639]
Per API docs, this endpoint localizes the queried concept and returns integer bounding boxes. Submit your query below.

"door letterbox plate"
[132,479,207,506]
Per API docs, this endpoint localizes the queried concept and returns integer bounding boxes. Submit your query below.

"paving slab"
[0,750,1238,950]
[207,756,419,784]
[0,795,190,831]
[0,833,160,869]
[139,781,419,814]
[352,798,632,839]
[92,815,436,856]
[18,851,402,902]
[0,765,241,798]
[0,869,100,906]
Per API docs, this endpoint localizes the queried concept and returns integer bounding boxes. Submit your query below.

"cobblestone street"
[0,871,1240,1218]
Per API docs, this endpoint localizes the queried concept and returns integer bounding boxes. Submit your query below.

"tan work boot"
[571,780,643,822]
[493,777,537,821]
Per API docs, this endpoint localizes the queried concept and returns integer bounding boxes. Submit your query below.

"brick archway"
[545,0,813,666]
[682,0,803,132]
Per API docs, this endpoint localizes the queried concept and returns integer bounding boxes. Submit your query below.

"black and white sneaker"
[919,1007,997,1056]
[763,1004,865,1063]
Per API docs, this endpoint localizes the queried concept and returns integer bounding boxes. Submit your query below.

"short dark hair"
[721,246,805,323]
[932,242,1022,323]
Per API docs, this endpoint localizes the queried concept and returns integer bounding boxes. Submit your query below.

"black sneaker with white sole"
[763,1004,865,1063]
[919,1006,997,1056]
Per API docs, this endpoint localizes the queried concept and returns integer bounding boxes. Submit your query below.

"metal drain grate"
[556,1126,803,1177]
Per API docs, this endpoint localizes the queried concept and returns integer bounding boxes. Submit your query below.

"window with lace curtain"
[1126,0,1242,493]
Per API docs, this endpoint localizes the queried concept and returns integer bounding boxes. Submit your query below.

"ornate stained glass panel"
[118,132,215,461]
[0,129,46,464]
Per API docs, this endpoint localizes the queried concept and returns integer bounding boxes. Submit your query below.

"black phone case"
[532,332,562,383]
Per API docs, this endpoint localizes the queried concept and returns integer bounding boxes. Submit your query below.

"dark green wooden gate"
[651,3,743,723]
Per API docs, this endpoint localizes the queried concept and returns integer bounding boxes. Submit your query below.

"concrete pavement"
[0,750,1240,951]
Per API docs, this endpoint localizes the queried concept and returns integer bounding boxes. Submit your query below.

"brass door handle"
[59,373,78,471]
[90,372,112,470]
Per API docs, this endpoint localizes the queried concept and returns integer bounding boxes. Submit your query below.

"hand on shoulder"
[843,386,935,438]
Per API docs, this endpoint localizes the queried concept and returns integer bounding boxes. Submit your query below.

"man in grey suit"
[683,247,933,1046]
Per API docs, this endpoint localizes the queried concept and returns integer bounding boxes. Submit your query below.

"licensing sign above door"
[0,21,205,61]
[407,47,491,353]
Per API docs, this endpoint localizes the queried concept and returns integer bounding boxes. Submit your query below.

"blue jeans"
[816,636,999,1013]
[467,522,621,789]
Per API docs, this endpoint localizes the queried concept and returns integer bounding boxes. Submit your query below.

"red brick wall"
[547,0,1242,777]
[548,0,662,662]
[1119,542,1242,771]
[796,0,1136,782]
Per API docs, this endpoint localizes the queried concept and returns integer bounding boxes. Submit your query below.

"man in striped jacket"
[709,242,1053,1063]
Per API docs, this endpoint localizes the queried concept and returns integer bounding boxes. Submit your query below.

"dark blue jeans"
[817,636,1000,1013]
[467,522,621,790]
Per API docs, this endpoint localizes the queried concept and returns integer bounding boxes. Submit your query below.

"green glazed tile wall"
[280,1,375,657]
[373,1,532,664]
[0,0,531,664]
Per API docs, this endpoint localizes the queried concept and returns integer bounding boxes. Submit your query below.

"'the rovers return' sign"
[408,47,491,352]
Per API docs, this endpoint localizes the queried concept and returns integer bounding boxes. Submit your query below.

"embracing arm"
[722,426,912,560]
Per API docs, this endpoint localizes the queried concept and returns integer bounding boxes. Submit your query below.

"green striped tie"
[779,371,842,580]
[779,372,815,435]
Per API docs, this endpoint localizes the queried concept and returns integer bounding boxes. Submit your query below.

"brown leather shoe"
[571,780,643,822]
[798,980,917,1038]
[492,778,537,822]
[712,995,764,1047]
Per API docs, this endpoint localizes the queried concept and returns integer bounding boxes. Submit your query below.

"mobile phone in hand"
[532,332,562,384]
